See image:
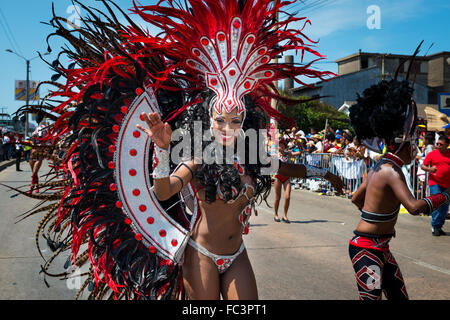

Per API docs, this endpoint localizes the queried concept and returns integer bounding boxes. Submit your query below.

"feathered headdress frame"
[127,0,334,124]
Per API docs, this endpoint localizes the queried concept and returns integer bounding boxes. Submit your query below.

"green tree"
[277,95,351,134]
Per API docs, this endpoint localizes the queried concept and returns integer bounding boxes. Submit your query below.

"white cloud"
[292,0,426,41]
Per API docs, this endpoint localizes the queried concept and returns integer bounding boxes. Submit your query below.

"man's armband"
[423,192,450,214]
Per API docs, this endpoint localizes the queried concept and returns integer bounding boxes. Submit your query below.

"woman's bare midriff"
[189,176,254,255]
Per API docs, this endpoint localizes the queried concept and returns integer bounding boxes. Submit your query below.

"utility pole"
[6,49,50,136]
[25,59,30,136]
[270,1,280,132]
[284,55,294,92]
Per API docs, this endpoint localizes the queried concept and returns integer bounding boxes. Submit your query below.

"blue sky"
[0,0,449,123]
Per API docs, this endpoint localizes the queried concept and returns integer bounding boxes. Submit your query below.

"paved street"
[0,162,449,300]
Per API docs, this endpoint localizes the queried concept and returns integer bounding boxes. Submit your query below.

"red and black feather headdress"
[127,0,333,123]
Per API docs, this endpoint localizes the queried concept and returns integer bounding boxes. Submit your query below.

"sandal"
[282,218,291,224]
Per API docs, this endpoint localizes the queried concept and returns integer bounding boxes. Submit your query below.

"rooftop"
[335,51,450,64]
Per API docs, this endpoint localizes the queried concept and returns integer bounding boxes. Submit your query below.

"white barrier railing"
[287,153,429,200]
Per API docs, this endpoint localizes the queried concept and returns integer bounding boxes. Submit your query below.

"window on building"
[428,90,437,104]
[420,62,428,73]
[361,56,368,69]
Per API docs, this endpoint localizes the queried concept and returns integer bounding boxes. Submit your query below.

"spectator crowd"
[266,121,450,204]
[267,121,450,167]
[0,130,31,171]
[267,124,368,162]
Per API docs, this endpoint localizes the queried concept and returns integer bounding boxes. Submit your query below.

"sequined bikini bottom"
[187,238,245,274]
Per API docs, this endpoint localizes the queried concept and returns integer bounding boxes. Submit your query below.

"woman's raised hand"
[136,112,172,150]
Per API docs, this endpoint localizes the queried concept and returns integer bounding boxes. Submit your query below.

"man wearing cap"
[421,135,450,236]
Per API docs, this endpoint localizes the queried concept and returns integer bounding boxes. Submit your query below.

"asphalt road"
[0,162,449,300]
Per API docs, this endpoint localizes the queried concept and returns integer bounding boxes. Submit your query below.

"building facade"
[290,51,450,118]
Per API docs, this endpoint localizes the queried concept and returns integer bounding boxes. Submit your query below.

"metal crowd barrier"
[286,153,430,200]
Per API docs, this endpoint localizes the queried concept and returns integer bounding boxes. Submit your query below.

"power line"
[0,16,18,54]
[289,0,339,15]
[305,0,339,14]
[0,6,23,56]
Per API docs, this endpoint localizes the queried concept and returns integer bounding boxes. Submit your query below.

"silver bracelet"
[304,164,327,178]
[152,145,170,179]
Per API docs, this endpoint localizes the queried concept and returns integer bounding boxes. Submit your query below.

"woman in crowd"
[273,140,293,223]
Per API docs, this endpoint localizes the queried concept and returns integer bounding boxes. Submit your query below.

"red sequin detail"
[135,233,143,241]
[132,189,140,196]
[171,239,178,247]
[129,169,137,176]
[129,149,137,156]
[139,205,147,212]
[159,230,167,237]
[133,130,141,138]
[149,246,156,254]
[147,217,154,224]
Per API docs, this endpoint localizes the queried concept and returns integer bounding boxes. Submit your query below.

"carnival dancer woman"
[137,99,344,299]
[348,77,450,300]
[273,139,293,223]
[11,0,344,300]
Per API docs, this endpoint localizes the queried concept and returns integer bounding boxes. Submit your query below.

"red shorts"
[275,174,289,183]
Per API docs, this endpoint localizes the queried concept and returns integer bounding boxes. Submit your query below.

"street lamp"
[6,49,50,137]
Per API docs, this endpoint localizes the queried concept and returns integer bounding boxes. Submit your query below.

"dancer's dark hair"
[349,79,415,149]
